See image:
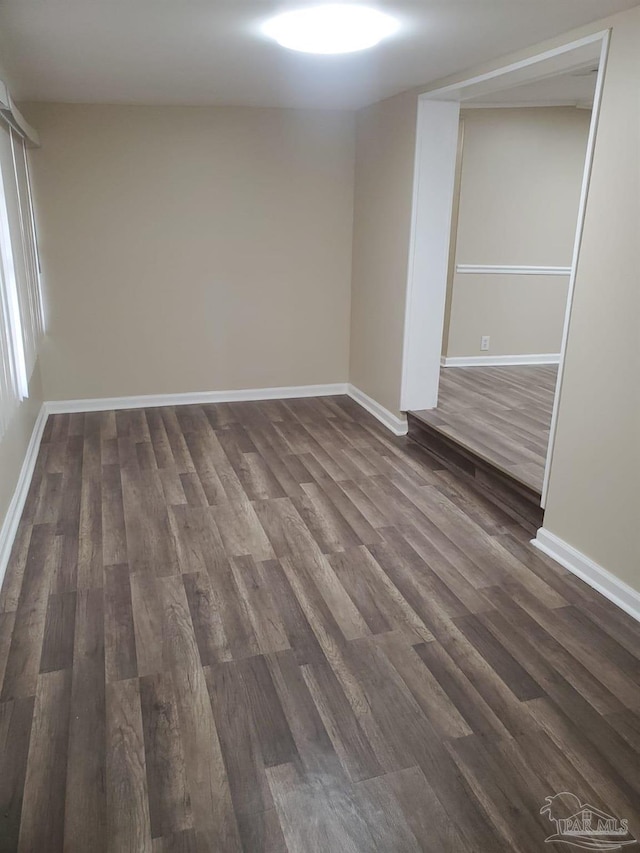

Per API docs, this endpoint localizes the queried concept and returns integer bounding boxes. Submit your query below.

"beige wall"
[447,273,568,356]
[446,107,590,357]
[455,108,590,265]
[543,12,640,590]
[348,19,627,416]
[23,103,355,400]
[349,7,639,592]
[349,90,418,413]
[0,361,43,533]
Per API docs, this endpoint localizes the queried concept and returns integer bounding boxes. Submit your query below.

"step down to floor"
[407,411,544,530]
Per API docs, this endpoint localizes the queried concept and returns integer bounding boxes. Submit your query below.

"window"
[0,121,44,438]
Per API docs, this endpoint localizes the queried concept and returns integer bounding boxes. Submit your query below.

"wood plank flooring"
[1,394,639,852]
[412,364,557,492]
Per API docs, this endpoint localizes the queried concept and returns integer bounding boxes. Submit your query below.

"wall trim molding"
[44,383,350,415]
[44,383,409,437]
[0,404,48,588]
[347,385,408,436]
[456,264,571,276]
[442,353,560,367]
[533,528,640,624]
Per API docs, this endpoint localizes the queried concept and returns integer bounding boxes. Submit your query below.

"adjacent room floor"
[1,395,639,852]
[411,364,557,494]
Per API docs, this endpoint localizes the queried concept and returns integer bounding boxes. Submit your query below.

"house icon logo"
[541,793,637,850]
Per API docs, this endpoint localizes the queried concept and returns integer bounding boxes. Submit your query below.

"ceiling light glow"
[263,5,399,54]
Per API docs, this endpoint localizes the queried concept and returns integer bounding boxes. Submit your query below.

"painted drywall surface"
[349,8,639,592]
[349,17,620,418]
[447,274,568,356]
[0,361,42,531]
[543,10,640,592]
[23,103,355,400]
[446,107,589,357]
[349,89,418,414]
[455,108,590,264]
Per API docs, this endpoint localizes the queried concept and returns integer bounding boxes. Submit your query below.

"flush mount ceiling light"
[263,5,399,54]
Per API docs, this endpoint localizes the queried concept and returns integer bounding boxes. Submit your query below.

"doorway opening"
[400,31,609,524]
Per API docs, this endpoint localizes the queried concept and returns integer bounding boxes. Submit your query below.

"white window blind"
[11,130,44,373]
[0,119,44,439]
[0,251,22,438]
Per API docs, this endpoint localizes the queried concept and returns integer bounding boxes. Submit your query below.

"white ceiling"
[0,0,636,110]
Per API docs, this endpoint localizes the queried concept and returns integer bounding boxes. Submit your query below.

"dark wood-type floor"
[1,395,639,852]
[412,364,558,493]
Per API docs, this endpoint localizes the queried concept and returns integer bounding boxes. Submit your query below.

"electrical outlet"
[480,335,490,351]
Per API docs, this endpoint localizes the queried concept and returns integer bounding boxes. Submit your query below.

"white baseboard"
[442,353,561,367]
[45,383,350,415]
[347,385,408,436]
[0,404,48,589]
[45,382,409,437]
[533,528,640,623]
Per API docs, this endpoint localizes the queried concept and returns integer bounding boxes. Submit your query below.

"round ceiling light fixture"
[263,5,399,54]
